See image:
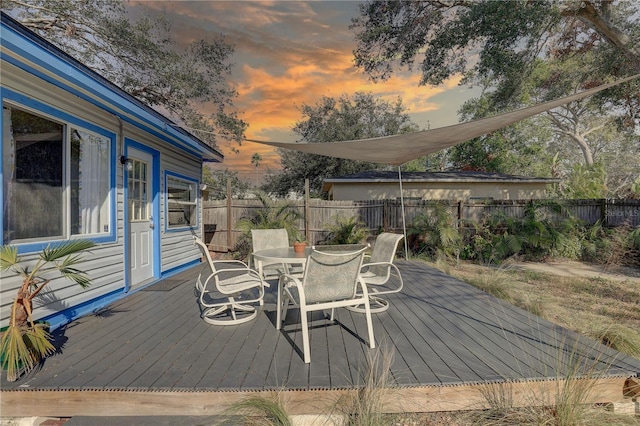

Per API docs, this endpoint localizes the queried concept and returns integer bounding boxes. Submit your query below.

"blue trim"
[121,142,130,290]
[164,171,200,232]
[1,96,5,245]
[122,140,162,290]
[1,89,118,252]
[1,13,223,162]
[40,288,125,331]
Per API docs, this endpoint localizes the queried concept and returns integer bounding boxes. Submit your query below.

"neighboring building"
[1,13,223,329]
[322,171,558,201]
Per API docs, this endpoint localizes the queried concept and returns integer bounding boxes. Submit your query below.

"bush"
[320,215,369,245]
[232,191,303,260]
[408,202,461,261]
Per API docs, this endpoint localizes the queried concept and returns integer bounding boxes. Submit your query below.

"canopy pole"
[398,166,409,260]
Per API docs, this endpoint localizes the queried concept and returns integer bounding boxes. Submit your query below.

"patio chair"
[276,246,374,363]
[251,228,302,280]
[349,232,404,313]
[194,237,266,325]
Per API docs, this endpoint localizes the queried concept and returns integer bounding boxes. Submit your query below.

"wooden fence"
[202,198,640,252]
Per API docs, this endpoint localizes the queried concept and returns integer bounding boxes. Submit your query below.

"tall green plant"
[0,239,95,381]
[467,200,576,263]
[321,215,369,245]
[408,202,461,261]
[233,191,303,259]
[335,345,395,426]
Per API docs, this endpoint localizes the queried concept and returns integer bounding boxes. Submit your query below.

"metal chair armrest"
[279,273,303,301]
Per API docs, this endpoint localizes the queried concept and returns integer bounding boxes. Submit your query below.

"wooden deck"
[2,260,639,417]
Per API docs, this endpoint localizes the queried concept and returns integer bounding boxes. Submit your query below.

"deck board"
[3,260,638,400]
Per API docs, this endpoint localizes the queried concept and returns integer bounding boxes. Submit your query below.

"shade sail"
[247,74,640,166]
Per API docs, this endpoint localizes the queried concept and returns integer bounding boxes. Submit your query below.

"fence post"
[226,179,232,252]
[305,178,310,241]
[383,200,388,231]
[601,198,607,226]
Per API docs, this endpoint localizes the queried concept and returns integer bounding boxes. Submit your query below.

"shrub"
[320,215,369,245]
[232,191,303,260]
[408,202,461,261]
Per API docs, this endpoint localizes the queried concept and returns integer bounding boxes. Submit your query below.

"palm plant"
[408,202,461,260]
[0,239,95,381]
[233,191,303,259]
[473,200,572,263]
[321,215,369,245]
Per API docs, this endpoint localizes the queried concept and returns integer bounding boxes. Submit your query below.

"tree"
[251,153,263,187]
[3,0,247,147]
[351,1,639,116]
[202,166,249,200]
[251,153,262,170]
[351,1,640,196]
[263,93,419,197]
[456,54,640,196]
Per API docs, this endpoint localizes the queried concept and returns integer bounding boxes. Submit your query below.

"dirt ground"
[498,259,640,283]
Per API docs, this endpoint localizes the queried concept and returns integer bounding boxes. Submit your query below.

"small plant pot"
[293,242,307,253]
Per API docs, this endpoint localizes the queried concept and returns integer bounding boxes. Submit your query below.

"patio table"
[252,246,312,278]
[253,244,368,278]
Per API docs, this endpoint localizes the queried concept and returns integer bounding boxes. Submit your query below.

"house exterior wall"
[0,17,209,330]
[329,181,551,201]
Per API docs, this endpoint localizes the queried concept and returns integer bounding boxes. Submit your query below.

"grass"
[222,392,292,425]
[443,260,640,359]
[334,343,395,425]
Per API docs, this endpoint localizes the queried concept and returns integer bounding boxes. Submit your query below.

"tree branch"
[562,0,640,67]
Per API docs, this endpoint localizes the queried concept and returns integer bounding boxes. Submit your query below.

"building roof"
[322,170,559,191]
[1,12,223,162]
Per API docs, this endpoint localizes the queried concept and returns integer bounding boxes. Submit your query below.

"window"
[71,128,110,235]
[2,105,112,244]
[128,159,149,222]
[166,173,197,229]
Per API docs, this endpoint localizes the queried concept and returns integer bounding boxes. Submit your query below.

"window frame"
[1,90,117,253]
[164,171,199,232]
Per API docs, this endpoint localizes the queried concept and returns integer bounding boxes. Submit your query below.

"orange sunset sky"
[131,1,480,182]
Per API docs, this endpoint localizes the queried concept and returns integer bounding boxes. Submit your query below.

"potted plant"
[0,239,95,382]
[292,233,307,253]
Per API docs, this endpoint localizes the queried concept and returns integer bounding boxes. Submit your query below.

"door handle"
[149,216,154,229]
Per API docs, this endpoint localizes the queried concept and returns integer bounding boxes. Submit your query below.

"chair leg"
[364,300,376,350]
[276,285,282,329]
[301,310,311,363]
[277,284,292,330]
[229,296,237,321]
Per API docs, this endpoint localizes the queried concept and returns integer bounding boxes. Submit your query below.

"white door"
[128,149,155,284]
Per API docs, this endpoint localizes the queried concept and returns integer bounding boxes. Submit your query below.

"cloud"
[129,1,477,180]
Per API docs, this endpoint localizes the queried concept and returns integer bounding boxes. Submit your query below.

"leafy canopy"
[3,0,247,147]
[263,92,419,198]
[202,166,250,200]
[352,1,640,197]
[351,1,639,112]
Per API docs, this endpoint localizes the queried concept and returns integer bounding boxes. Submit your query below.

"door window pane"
[128,159,149,222]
